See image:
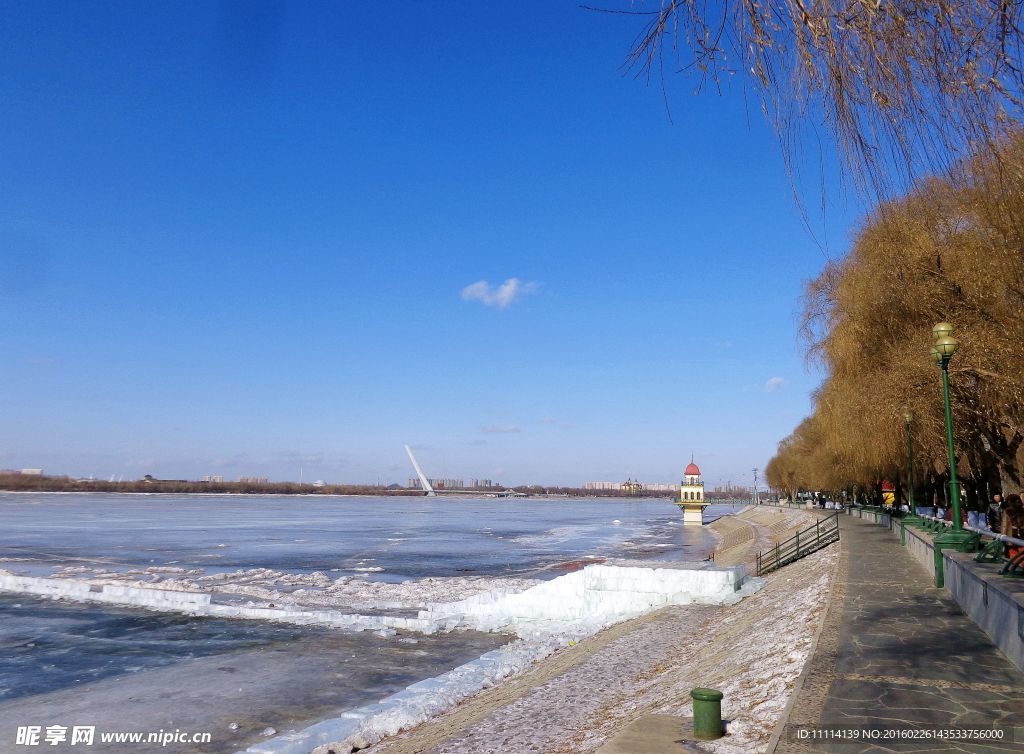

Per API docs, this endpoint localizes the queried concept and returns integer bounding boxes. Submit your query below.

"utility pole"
[752,468,759,506]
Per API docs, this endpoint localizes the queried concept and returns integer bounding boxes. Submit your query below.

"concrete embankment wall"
[708,506,817,568]
[848,511,1024,672]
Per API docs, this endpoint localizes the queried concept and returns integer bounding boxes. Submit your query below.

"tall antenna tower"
[752,467,760,506]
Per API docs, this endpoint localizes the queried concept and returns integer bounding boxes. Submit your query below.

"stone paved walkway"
[776,515,1024,753]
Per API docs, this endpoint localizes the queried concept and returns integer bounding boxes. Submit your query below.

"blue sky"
[0,2,860,488]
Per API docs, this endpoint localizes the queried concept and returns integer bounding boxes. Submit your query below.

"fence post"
[796,531,800,558]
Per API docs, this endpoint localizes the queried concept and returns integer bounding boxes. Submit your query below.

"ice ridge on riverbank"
[236,564,763,754]
[0,560,759,637]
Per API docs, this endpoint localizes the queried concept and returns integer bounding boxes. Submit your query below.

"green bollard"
[691,687,724,740]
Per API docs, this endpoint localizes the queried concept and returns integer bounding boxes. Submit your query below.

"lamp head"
[932,322,954,341]
[903,409,913,425]
[930,346,943,364]
[935,334,959,358]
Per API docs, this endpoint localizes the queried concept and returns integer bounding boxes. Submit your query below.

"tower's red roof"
[684,462,701,476]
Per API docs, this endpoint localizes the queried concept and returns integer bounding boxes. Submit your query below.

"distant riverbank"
[0,474,678,499]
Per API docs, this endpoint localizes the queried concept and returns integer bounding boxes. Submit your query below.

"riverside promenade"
[775,513,1024,753]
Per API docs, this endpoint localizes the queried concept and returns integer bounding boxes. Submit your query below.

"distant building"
[583,481,621,490]
[201,475,224,483]
[621,478,643,495]
[407,478,465,490]
[584,480,680,492]
[142,474,190,483]
[469,479,496,488]
[20,468,43,476]
[238,476,269,484]
[433,478,463,490]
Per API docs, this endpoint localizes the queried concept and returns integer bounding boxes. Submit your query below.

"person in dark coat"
[988,493,1004,533]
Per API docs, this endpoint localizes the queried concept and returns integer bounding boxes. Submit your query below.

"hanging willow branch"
[598,0,1024,199]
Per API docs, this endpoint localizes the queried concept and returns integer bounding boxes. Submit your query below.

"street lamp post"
[929,323,978,585]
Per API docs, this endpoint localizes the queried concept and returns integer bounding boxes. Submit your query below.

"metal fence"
[755,511,841,576]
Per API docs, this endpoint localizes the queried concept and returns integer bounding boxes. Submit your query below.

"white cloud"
[764,376,786,392]
[460,278,537,309]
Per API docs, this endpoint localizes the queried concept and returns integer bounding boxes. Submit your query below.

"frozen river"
[0,493,719,580]
[0,493,728,752]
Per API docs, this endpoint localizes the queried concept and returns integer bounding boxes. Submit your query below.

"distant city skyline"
[0,4,855,487]
[3,459,766,493]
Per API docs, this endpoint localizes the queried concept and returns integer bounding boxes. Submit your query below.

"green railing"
[755,512,840,576]
[757,499,809,509]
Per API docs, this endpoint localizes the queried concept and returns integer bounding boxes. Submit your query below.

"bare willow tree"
[767,132,1024,497]
[605,0,1024,198]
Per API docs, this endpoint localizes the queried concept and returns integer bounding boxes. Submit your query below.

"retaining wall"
[901,524,937,578]
[846,506,894,529]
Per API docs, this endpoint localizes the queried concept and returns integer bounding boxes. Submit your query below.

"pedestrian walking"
[967,494,981,528]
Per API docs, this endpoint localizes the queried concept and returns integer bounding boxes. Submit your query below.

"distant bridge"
[403,445,525,498]
[404,445,435,496]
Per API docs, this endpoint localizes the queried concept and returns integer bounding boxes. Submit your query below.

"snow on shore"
[236,564,763,754]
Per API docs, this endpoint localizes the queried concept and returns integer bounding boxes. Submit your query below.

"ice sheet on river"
[0,559,762,754]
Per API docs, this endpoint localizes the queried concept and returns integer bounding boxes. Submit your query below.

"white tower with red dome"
[677,456,708,526]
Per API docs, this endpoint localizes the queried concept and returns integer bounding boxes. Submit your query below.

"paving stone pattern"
[778,516,1024,753]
